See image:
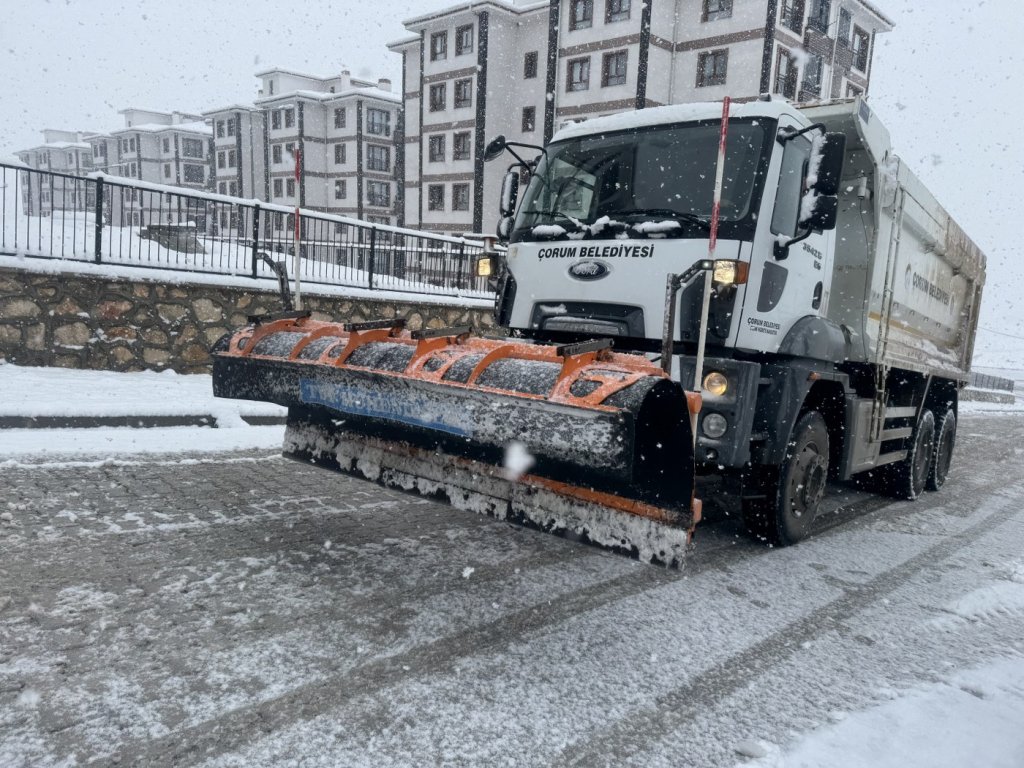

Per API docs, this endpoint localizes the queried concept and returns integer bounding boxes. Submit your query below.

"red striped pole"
[293,146,302,310]
[692,97,731,403]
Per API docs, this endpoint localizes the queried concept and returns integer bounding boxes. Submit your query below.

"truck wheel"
[926,410,955,491]
[885,409,935,500]
[743,411,829,546]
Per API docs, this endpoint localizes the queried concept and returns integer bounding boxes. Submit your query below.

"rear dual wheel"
[927,410,956,491]
[743,411,829,546]
[883,409,935,500]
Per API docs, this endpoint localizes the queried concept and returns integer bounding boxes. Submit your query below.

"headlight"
[712,259,749,285]
[702,413,728,439]
[702,371,728,397]
[476,256,493,277]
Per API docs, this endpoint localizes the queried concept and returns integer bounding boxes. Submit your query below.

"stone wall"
[0,265,496,373]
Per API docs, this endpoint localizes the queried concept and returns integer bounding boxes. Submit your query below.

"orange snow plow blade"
[212,313,700,566]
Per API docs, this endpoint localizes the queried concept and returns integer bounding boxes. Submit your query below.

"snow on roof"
[110,121,212,136]
[255,86,400,105]
[387,34,421,50]
[402,0,545,26]
[201,103,258,116]
[550,99,801,143]
[858,0,895,30]
[21,141,91,151]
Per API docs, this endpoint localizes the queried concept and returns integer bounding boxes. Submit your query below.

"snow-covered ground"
[0,362,285,461]
[2,364,1024,766]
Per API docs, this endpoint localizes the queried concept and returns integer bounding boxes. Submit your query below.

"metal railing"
[0,162,494,299]
[969,372,1015,393]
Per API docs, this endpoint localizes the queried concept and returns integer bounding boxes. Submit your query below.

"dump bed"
[802,99,985,382]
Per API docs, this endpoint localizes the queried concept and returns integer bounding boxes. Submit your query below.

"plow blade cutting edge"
[212,315,701,566]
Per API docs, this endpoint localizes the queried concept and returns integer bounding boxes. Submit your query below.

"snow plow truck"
[212,96,985,566]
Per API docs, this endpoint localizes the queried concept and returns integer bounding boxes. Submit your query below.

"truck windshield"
[512,118,769,242]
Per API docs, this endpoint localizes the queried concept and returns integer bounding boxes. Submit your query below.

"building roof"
[201,103,259,116]
[859,0,895,30]
[402,0,546,27]
[255,86,400,106]
[110,121,212,136]
[20,141,92,152]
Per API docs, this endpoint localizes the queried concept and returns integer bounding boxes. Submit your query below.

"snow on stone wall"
[0,265,497,374]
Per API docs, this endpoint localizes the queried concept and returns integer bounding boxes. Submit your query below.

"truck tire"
[743,411,829,546]
[926,410,955,491]
[883,409,935,500]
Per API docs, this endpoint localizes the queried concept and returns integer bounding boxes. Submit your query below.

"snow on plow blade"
[212,314,701,566]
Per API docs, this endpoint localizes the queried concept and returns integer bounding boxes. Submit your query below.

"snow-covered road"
[2,410,1023,767]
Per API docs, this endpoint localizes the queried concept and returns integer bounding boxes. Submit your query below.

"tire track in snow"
[550,482,1024,767]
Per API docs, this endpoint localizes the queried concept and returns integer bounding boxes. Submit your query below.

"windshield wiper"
[604,208,711,231]
[529,210,583,230]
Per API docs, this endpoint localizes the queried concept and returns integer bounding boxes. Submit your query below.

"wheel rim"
[935,418,955,484]
[787,442,827,520]
[912,423,934,491]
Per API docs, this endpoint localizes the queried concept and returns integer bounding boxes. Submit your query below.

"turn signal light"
[702,371,729,397]
[712,259,749,285]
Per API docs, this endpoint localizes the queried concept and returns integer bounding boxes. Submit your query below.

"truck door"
[737,119,833,353]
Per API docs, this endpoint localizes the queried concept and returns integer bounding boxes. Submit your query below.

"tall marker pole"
[691,97,730,441]
[292,147,303,310]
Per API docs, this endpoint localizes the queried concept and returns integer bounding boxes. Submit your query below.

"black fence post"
[251,202,261,278]
[457,241,466,289]
[368,227,376,290]
[93,176,104,263]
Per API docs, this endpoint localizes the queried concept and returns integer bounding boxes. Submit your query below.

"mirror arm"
[773,227,813,260]
[777,122,827,145]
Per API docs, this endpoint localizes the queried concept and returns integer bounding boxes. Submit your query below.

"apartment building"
[390,0,892,236]
[15,129,96,217]
[200,68,402,239]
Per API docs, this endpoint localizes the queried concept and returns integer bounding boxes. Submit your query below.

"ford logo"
[568,260,610,281]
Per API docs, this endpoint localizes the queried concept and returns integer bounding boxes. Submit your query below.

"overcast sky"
[2,0,1022,366]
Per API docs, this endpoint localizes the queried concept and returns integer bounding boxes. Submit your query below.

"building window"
[456,24,473,55]
[606,0,630,22]
[334,143,346,164]
[226,118,235,136]
[430,31,448,61]
[183,164,204,183]
[852,26,870,71]
[522,106,536,132]
[216,121,225,138]
[229,181,237,196]
[272,110,281,130]
[367,181,390,207]
[334,179,347,199]
[808,0,830,32]
[702,0,732,22]
[427,184,444,211]
[129,138,136,151]
[334,107,346,128]
[286,178,295,197]
[273,178,283,197]
[162,138,170,153]
[268,80,275,96]
[569,0,593,30]
[367,108,391,136]
[164,164,171,179]
[367,144,390,171]
[182,138,204,158]
[285,142,295,156]
[219,181,227,194]
[837,7,852,44]
[217,151,226,169]
[452,183,470,211]
[429,83,447,111]
[272,144,283,164]
[453,131,471,160]
[524,51,538,79]
[567,57,591,91]
[227,149,236,168]
[846,83,863,98]
[602,51,628,87]
[802,52,823,96]
[779,0,803,33]
[129,162,137,176]
[429,135,446,162]
[696,49,728,87]
[284,108,295,128]
[774,48,797,98]
[454,78,473,108]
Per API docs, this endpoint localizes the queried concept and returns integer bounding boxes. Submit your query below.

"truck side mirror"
[484,135,507,162]
[499,169,519,218]
[801,194,838,231]
[811,133,846,196]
